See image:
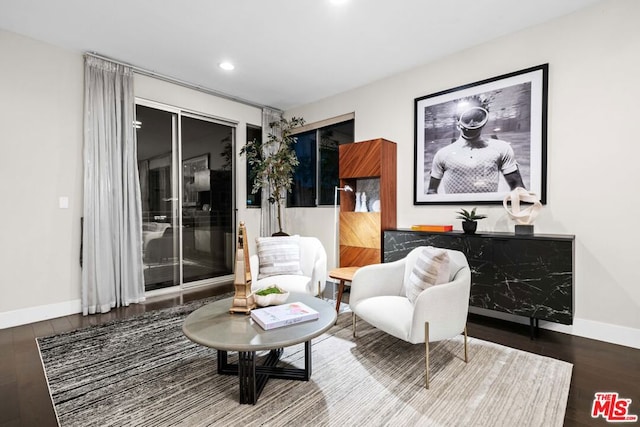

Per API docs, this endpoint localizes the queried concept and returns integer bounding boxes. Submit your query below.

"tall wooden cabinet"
[339,138,397,267]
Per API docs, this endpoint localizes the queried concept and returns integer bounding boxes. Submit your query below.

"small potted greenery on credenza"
[455,207,487,234]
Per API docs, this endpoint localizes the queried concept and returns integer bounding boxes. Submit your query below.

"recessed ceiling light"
[219,62,235,71]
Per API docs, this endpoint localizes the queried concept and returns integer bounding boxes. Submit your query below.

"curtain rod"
[85,52,282,113]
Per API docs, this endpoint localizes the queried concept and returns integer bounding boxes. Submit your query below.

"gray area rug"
[37,296,572,426]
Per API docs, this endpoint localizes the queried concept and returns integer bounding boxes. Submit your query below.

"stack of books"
[250,302,320,330]
[410,224,453,232]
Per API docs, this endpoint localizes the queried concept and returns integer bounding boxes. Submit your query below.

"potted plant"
[456,207,487,234]
[241,116,305,235]
[253,285,289,307]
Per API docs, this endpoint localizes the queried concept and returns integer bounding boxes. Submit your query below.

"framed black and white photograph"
[414,64,548,205]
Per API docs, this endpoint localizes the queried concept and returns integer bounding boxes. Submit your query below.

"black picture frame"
[414,64,548,205]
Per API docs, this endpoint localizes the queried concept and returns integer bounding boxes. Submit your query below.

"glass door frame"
[136,98,237,294]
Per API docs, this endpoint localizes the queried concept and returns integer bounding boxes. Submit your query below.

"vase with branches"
[240,116,305,235]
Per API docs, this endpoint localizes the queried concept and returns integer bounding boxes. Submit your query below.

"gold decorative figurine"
[230,221,256,314]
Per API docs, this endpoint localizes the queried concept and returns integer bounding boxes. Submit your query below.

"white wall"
[287,0,640,348]
[0,29,262,327]
[0,30,84,319]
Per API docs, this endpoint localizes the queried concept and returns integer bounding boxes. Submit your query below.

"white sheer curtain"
[82,56,145,315]
[260,107,283,237]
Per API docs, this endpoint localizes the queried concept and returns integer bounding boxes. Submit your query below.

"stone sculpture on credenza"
[503,187,542,235]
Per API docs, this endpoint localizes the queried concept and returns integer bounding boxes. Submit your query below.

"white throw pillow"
[405,247,450,304]
[256,235,304,279]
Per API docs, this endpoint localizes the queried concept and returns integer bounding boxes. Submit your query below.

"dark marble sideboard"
[383,229,575,325]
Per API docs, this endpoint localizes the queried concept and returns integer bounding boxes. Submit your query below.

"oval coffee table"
[183,292,336,404]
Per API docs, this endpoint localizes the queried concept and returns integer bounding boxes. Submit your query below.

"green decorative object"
[240,116,305,235]
[255,285,286,296]
[455,208,487,234]
[253,285,289,307]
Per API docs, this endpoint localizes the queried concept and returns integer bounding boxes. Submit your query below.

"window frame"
[287,114,355,208]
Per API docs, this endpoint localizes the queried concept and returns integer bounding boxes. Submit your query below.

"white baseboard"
[544,318,640,350]
[469,307,640,350]
[0,299,82,329]
[1,282,232,330]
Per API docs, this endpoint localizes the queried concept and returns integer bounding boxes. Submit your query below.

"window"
[245,125,262,207]
[288,130,317,207]
[287,118,354,207]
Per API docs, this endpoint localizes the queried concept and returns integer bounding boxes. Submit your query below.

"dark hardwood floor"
[1,284,638,427]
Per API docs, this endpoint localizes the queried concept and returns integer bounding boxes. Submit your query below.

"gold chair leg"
[352,312,357,337]
[424,323,466,390]
[425,321,430,389]
[464,325,468,363]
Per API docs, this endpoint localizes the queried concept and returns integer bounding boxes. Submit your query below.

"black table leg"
[217,349,274,404]
[216,344,311,404]
[238,351,257,404]
[304,340,311,380]
[217,349,230,374]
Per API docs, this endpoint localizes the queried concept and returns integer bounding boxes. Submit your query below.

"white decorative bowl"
[253,286,289,307]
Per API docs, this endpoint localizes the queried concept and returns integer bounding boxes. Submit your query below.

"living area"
[1,1,640,426]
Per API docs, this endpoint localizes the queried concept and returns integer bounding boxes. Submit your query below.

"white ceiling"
[0,0,601,110]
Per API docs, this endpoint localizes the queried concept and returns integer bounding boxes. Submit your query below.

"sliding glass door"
[136,102,235,292]
[137,105,179,291]
[181,114,234,285]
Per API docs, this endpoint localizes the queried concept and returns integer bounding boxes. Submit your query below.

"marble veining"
[384,230,574,324]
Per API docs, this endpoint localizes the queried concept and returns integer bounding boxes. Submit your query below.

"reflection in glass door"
[136,105,179,291]
[181,115,234,285]
[136,103,235,292]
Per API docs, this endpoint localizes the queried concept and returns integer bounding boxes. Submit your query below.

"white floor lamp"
[333,185,353,271]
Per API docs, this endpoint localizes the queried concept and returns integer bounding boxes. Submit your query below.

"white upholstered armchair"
[249,235,327,296]
[349,246,471,388]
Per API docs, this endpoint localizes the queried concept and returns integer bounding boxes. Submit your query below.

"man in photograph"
[427,102,525,194]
